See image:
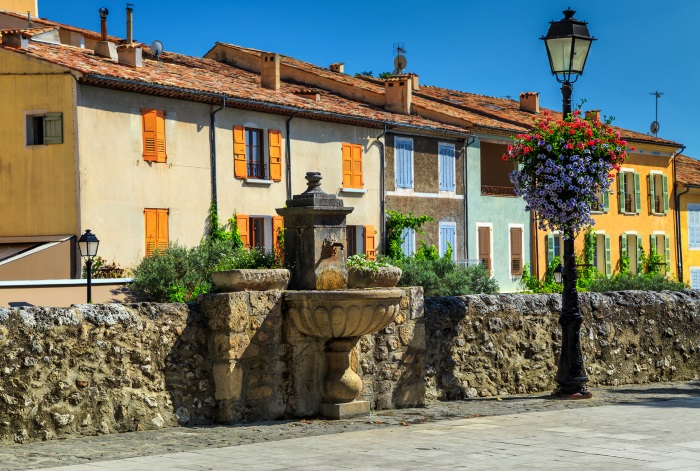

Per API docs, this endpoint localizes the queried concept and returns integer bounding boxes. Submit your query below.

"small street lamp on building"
[553,263,564,284]
[542,8,595,399]
[77,229,100,304]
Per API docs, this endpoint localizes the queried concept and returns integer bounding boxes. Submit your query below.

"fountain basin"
[284,288,404,338]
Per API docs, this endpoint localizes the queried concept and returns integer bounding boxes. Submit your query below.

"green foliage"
[519,259,563,294]
[393,248,498,296]
[378,71,392,79]
[82,256,127,279]
[415,241,440,261]
[130,238,279,303]
[207,204,243,250]
[576,229,598,291]
[355,70,373,77]
[641,244,666,275]
[347,253,391,271]
[386,211,433,259]
[619,251,630,275]
[588,273,686,292]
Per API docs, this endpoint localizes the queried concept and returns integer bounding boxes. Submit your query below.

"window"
[346,226,357,257]
[439,143,456,192]
[593,233,611,276]
[233,126,282,181]
[342,143,363,189]
[547,233,564,267]
[690,267,700,289]
[250,217,265,249]
[509,226,523,276]
[648,173,669,215]
[141,109,166,162]
[689,204,700,249]
[618,171,640,214]
[26,112,63,145]
[650,233,670,266]
[440,222,456,260]
[400,227,416,256]
[364,225,376,260]
[480,142,516,196]
[395,137,414,189]
[144,208,169,257]
[477,225,492,271]
[592,190,609,213]
[621,233,643,275]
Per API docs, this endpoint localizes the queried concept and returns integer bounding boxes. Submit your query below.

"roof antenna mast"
[649,90,663,137]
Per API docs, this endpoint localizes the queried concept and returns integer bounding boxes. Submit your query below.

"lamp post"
[542,8,595,399]
[77,229,100,304]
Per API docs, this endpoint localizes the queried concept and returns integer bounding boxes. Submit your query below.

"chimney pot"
[126,4,134,44]
[585,110,601,121]
[261,52,280,91]
[384,75,413,115]
[329,62,344,73]
[519,92,539,114]
[1,30,29,49]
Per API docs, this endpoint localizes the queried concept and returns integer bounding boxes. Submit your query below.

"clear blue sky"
[40,1,698,156]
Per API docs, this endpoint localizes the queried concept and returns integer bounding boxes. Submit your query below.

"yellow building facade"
[533,142,682,280]
[674,155,700,287]
[0,0,37,16]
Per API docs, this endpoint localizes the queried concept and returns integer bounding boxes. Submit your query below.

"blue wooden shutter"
[400,227,415,256]
[395,138,413,188]
[43,112,63,144]
[440,224,456,259]
[439,143,455,191]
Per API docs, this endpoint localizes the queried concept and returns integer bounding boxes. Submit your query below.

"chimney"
[1,30,29,50]
[117,43,142,67]
[94,7,117,60]
[329,62,344,73]
[585,110,601,121]
[260,53,280,90]
[126,4,134,44]
[384,75,413,115]
[408,73,419,91]
[519,92,539,113]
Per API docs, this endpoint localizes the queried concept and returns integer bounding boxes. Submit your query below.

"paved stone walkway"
[3,381,700,470]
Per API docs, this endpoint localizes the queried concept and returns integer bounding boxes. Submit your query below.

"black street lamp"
[542,8,595,399]
[77,229,100,303]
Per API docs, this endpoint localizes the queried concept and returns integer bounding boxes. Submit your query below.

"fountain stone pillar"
[276,172,353,290]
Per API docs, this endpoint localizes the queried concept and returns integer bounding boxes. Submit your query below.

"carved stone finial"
[302,171,325,195]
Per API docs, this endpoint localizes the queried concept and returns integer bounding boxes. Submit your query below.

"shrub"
[394,250,498,296]
[385,211,433,260]
[348,254,392,271]
[214,247,281,272]
[588,273,686,292]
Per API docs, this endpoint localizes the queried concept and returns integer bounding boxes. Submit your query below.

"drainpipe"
[463,136,475,260]
[672,146,686,280]
[285,115,295,199]
[210,97,226,217]
[375,124,387,253]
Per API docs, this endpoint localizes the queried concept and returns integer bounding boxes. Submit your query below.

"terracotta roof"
[675,155,700,185]
[211,43,682,148]
[0,40,468,136]
[0,26,57,37]
[0,9,122,43]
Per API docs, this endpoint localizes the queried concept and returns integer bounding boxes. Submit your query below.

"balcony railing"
[247,161,267,180]
[481,185,516,197]
[654,195,661,214]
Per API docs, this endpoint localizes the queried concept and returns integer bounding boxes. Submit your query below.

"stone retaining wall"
[3,289,700,444]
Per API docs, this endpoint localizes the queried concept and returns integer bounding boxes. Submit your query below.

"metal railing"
[481,185,516,197]
[247,161,267,179]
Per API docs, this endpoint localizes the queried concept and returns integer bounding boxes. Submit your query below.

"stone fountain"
[278,172,404,419]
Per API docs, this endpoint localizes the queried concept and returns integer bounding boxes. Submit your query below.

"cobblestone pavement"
[2,381,699,470]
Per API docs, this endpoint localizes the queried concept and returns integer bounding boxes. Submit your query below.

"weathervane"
[649,91,663,137]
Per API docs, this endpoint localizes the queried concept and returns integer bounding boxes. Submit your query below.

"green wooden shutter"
[605,234,611,277]
[618,173,625,213]
[602,189,610,213]
[43,112,63,144]
[664,235,671,266]
[637,234,644,273]
[649,174,656,213]
[662,175,669,214]
[620,234,628,257]
[547,234,555,266]
[634,172,641,214]
[649,234,656,257]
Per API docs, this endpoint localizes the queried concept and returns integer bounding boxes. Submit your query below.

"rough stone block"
[212,361,243,401]
[212,333,251,361]
[319,400,370,419]
[199,293,249,332]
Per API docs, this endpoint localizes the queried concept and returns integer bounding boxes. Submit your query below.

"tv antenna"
[649,90,663,137]
[151,40,164,61]
[392,42,407,75]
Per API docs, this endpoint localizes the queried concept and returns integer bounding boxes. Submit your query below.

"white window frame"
[439,221,457,260]
[476,222,493,273]
[688,204,700,250]
[508,223,524,277]
[394,136,414,190]
[438,142,456,193]
[593,230,606,274]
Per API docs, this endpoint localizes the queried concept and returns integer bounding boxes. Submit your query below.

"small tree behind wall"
[504,110,629,397]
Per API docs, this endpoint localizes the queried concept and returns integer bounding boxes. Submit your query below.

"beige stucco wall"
[0,50,77,238]
[77,86,382,268]
[0,0,37,15]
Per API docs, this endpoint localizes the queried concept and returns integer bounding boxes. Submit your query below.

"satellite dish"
[650,120,660,135]
[392,68,402,75]
[151,40,164,60]
[394,55,407,71]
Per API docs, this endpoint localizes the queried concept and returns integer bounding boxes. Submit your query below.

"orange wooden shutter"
[144,209,157,256]
[351,144,363,188]
[141,109,158,162]
[478,226,491,271]
[268,130,282,182]
[156,209,169,253]
[236,214,250,248]
[342,143,353,188]
[510,227,523,275]
[233,126,247,178]
[364,225,376,260]
[272,215,284,259]
[155,110,166,162]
